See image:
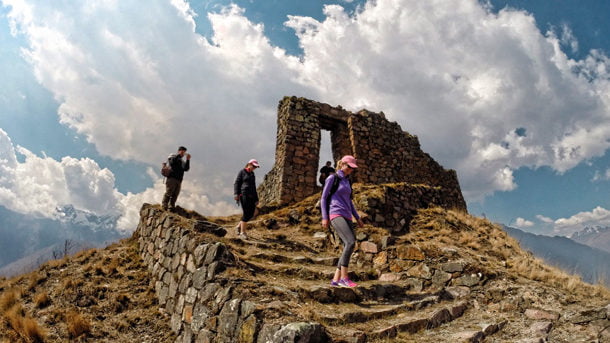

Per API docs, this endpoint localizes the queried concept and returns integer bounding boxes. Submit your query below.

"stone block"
[379,273,401,282]
[524,309,559,321]
[373,251,388,266]
[396,245,425,261]
[441,260,468,273]
[360,241,378,253]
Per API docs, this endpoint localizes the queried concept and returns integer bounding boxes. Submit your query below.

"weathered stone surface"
[396,318,428,334]
[192,220,227,237]
[270,322,328,343]
[452,331,484,343]
[568,307,606,323]
[373,251,388,266]
[529,321,552,335]
[238,315,258,343]
[445,286,471,299]
[356,232,368,241]
[454,273,481,287]
[449,301,468,319]
[441,260,468,273]
[191,302,210,332]
[380,236,395,250]
[397,246,425,261]
[406,264,432,279]
[313,231,327,239]
[428,308,452,328]
[379,273,401,282]
[360,241,378,253]
[525,309,560,321]
[389,260,417,273]
[432,270,452,286]
[218,298,242,340]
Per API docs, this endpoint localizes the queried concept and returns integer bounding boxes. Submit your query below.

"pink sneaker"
[338,278,357,288]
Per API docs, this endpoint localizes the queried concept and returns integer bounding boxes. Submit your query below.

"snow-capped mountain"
[0,204,128,277]
[570,226,610,254]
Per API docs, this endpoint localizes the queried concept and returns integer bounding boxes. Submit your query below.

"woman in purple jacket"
[321,155,364,288]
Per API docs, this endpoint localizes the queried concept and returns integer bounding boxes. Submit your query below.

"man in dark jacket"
[162,146,191,211]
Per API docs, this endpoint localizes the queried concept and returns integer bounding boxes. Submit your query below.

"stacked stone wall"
[355,183,466,233]
[258,96,466,212]
[136,204,255,343]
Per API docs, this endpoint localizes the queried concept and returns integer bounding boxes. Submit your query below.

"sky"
[2,0,610,236]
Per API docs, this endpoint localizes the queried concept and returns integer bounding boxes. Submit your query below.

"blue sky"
[2,0,610,236]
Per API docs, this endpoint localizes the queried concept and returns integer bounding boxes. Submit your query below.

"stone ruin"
[258,96,467,212]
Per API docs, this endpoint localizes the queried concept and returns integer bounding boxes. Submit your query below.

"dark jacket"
[234,168,258,201]
[168,154,190,181]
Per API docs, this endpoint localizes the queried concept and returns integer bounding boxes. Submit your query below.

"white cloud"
[535,214,554,223]
[3,0,610,207]
[0,129,235,233]
[591,169,610,182]
[553,206,610,236]
[513,217,534,228]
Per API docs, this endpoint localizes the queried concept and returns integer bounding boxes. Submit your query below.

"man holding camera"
[162,146,191,212]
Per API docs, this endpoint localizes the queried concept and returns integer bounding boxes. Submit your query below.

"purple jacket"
[320,170,360,221]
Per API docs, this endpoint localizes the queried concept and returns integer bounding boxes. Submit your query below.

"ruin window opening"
[318,130,334,187]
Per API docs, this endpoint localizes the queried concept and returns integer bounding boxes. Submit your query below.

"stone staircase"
[211,227,488,343]
[137,202,610,342]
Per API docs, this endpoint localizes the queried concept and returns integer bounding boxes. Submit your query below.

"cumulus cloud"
[3,0,610,207]
[535,214,554,223]
[0,129,234,232]
[513,217,534,228]
[553,206,610,236]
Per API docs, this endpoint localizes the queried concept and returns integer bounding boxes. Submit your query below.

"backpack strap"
[324,174,352,215]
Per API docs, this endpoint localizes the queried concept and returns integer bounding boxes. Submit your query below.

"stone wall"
[258,96,466,211]
[354,182,466,233]
[136,204,329,343]
[136,205,250,343]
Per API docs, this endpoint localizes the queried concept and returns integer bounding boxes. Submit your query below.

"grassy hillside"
[1,184,609,342]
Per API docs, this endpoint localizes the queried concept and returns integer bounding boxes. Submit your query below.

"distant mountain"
[570,226,610,254]
[503,225,610,285]
[0,205,127,277]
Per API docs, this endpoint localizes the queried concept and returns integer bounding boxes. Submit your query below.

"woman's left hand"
[357,218,364,228]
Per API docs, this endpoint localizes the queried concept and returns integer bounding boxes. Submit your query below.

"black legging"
[240,195,257,222]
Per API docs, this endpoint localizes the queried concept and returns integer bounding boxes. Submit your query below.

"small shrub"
[66,310,91,338]
[0,289,19,312]
[34,292,51,309]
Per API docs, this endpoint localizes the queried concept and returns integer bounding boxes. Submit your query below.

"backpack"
[160,155,174,177]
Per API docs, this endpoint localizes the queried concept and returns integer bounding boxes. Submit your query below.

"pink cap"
[341,155,358,168]
[248,159,260,167]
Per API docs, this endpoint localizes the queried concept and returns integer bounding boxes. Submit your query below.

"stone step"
[327,300,469,342]
[242,259,376,282]
[248,251,339,267]
[297,281,447,304]
[405,318,507,343]
[311,296,441,325]
[226,235,320,254]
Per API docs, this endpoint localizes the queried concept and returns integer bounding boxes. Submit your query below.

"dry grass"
[409,207,610,299]
[5,304,46,343]
[34,292,51,309]
[65,310,91,338]
[0,288,20,312]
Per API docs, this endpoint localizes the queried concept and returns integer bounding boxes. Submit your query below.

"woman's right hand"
[322,219,329,229]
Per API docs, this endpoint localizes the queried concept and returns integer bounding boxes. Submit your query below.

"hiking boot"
[338,278,357,288]
[330,280,339,287]
[238,232,248,240]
